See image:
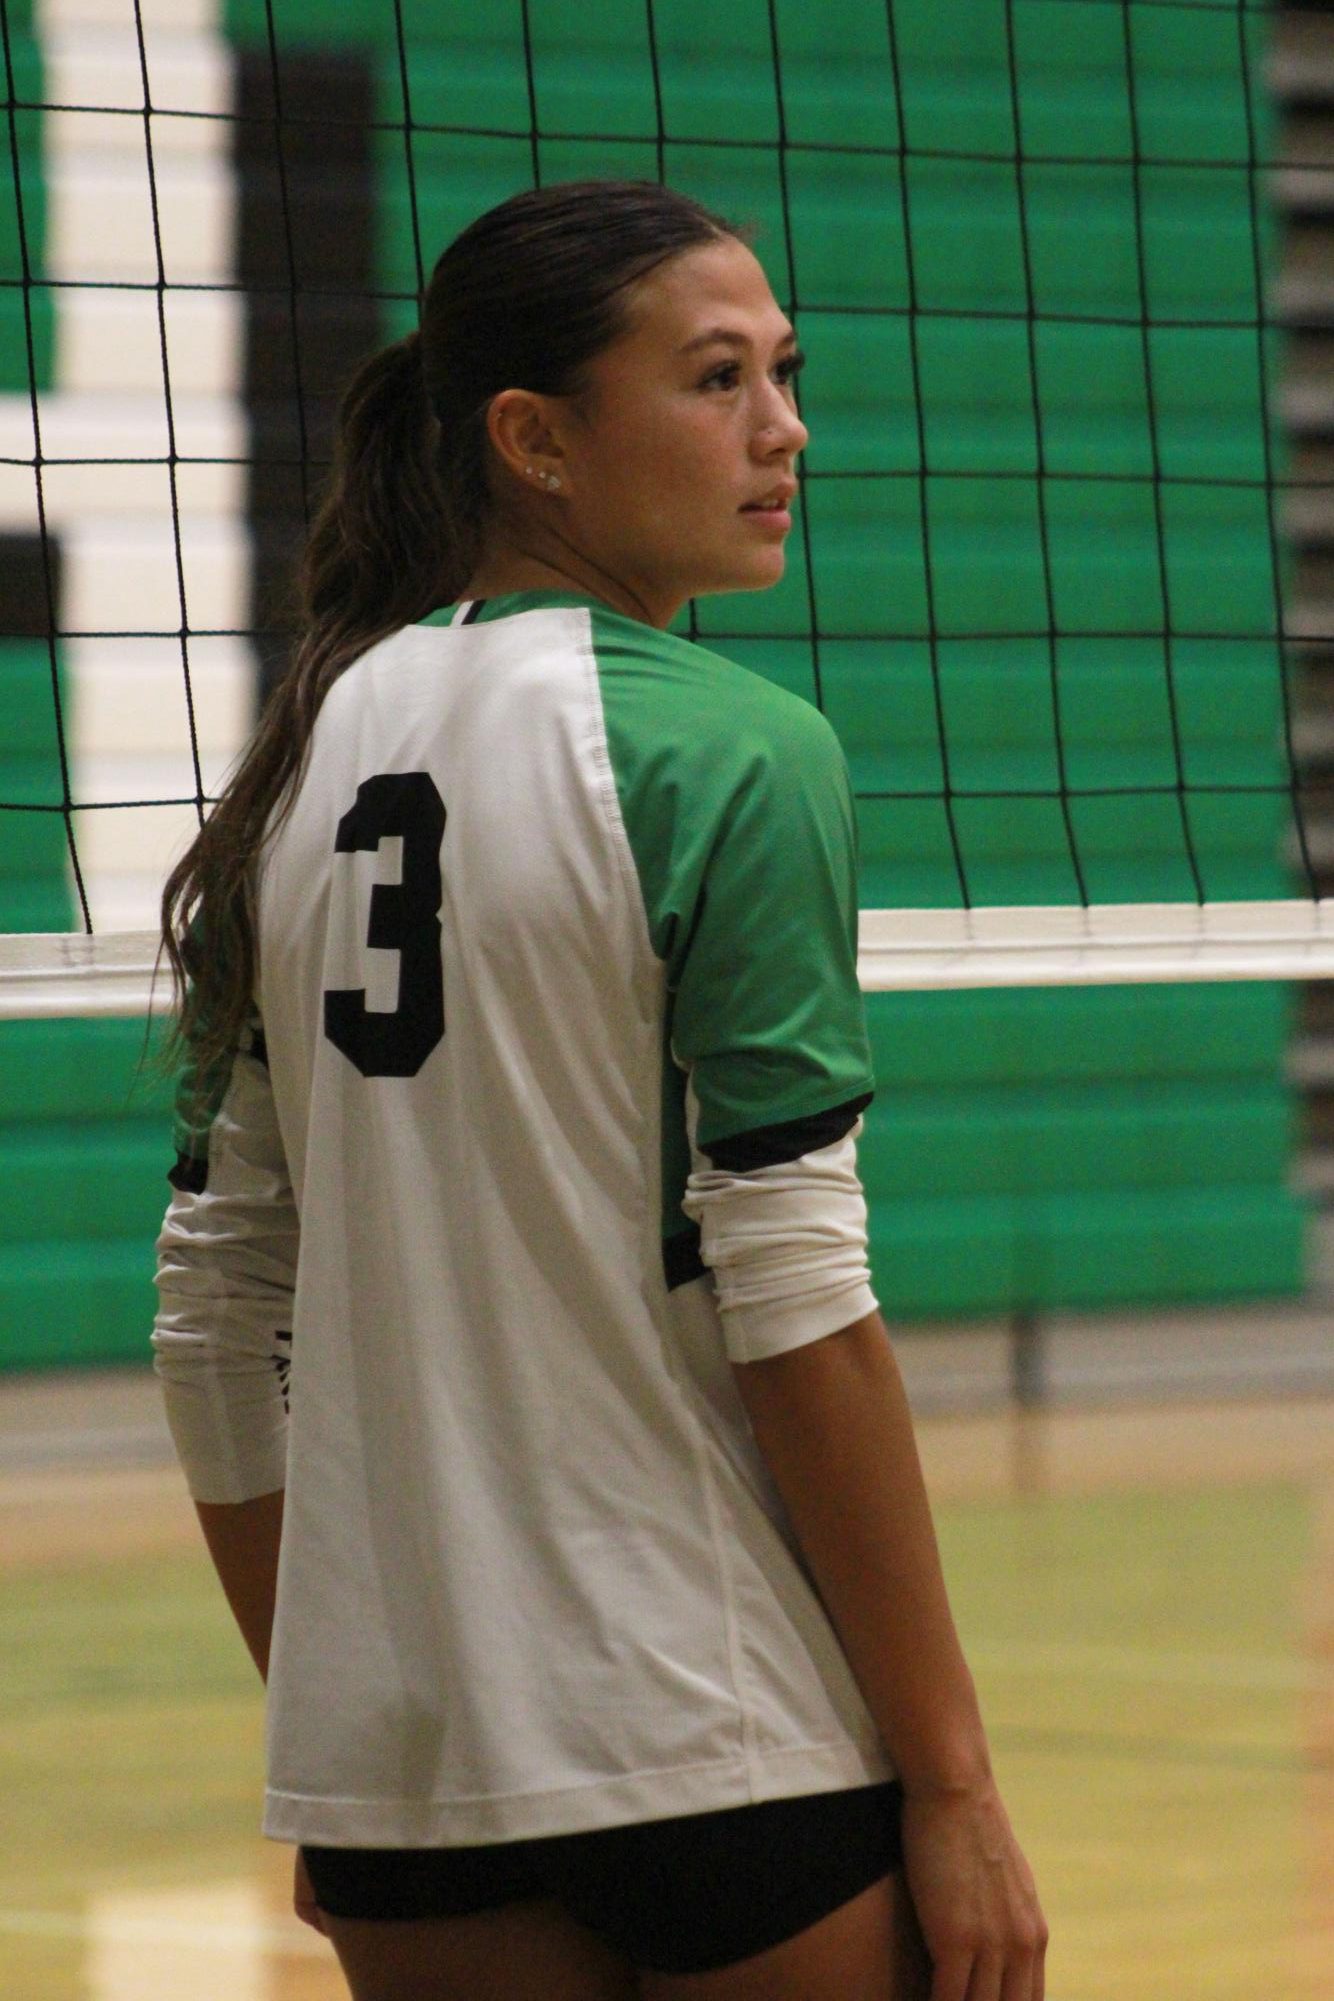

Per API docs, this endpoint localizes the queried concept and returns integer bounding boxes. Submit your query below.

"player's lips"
[740,479,797,530]
[740,480,797,512]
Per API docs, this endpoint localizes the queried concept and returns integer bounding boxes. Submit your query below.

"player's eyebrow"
[677,326,799,356]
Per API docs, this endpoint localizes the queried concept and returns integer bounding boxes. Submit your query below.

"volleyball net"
[1,0,1327,1020]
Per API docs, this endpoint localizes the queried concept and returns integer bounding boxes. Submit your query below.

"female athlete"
[152,178,1047,2001]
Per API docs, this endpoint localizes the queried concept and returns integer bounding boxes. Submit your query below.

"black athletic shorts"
[302,1778,905,1977]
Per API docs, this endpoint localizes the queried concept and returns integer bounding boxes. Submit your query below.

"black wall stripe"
[1,531,68,927]
[233,45,379,708]
[0,532,61,639]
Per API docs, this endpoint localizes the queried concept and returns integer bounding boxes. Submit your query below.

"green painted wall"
[1,15,52,391]
[0,1021,173,1367]
[0,639,70,931]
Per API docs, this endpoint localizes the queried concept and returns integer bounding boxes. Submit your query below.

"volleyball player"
[151,180,1047,2001]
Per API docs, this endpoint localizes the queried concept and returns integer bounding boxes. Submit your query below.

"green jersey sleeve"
[591,606,875,1172]
[668,693,874,1161]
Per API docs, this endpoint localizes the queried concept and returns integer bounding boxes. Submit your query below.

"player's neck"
[457,553,670,628]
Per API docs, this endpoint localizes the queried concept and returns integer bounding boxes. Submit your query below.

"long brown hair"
[154,179,749,1109]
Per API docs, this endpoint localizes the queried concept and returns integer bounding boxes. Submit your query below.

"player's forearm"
[194,1488,285,1684]
[733,1309,991,1794]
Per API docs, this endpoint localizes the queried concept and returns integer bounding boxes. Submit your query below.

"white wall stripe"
[48,152,234,286]
[44,0,224,31]
[0,395,246,523]
[60,515,248,636]
[67,635,250,758]
[22,0,247,935]
[42,21,231,157]
[57,288,242,399]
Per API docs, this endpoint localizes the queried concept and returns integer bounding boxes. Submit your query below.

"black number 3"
[323,771,446,1078]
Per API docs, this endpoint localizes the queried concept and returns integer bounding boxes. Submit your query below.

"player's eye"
[703,350,807,390]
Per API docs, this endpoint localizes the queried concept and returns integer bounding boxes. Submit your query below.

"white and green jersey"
[153,588,890,1847]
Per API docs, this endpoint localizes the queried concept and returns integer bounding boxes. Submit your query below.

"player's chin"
[731,547,789,592]
[718,534,789,593]
[681,535,788,602]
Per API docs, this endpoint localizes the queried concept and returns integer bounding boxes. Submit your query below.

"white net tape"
[6,900,1334,1020]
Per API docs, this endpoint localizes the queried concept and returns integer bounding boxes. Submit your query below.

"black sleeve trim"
[702,1090,874,1173]
[167,1151,209,1194]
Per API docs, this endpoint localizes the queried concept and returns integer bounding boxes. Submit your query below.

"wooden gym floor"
[1,1330,1331,2001]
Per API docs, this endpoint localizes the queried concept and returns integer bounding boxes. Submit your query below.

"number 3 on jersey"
[323,771,446,1078]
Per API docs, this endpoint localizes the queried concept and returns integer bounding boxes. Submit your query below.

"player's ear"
[484,387,567,494]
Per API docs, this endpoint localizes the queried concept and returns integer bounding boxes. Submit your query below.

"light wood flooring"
[1,1358,1331,2001]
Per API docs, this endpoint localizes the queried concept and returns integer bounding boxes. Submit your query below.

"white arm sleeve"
[681,1117,880,1365]
[152,1036,298,1504]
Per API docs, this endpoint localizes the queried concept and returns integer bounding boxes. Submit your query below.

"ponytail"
[299,330,464,684]
[155,328,466,1102]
